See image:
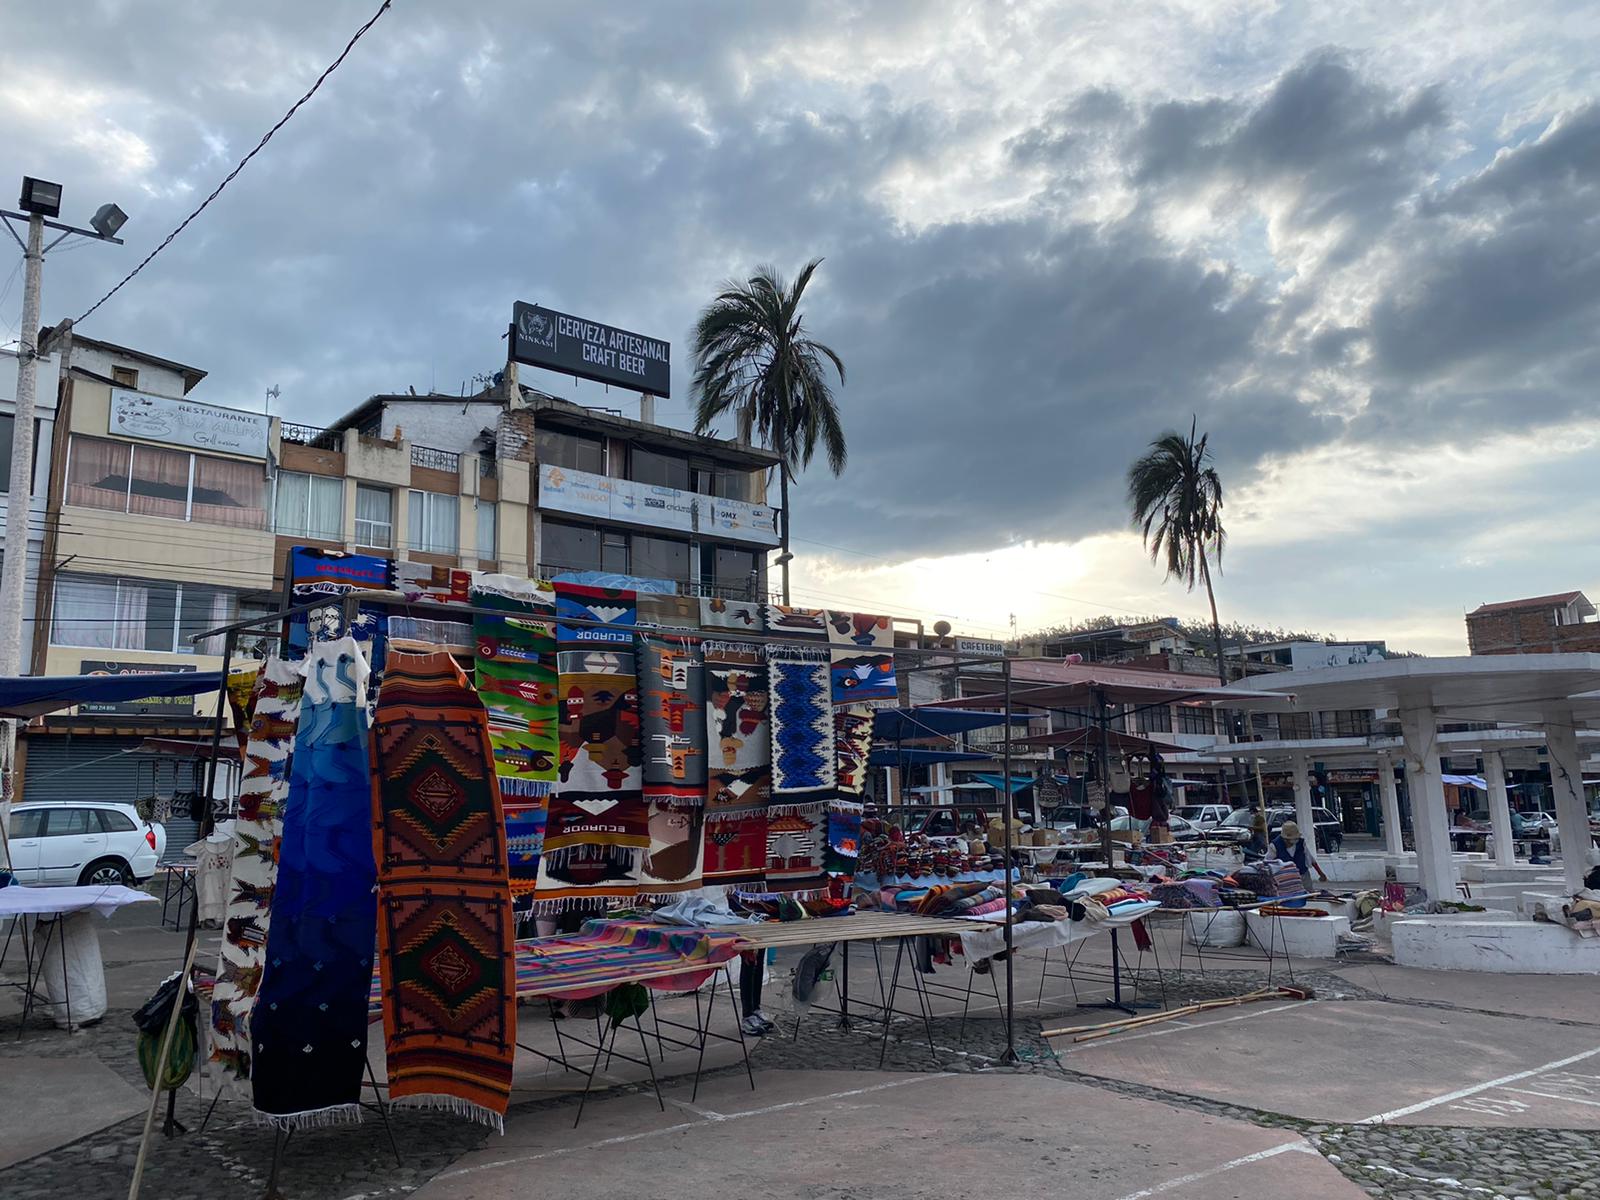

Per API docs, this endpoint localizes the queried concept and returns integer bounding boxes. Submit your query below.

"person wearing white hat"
[1271,820,1312,892]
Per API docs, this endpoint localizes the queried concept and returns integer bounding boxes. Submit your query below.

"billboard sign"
[539,464,779,546]
[510,302,671,397]
[78,659,198,715]
[109,388,270,458]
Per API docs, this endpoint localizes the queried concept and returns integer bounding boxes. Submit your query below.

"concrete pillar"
[932,760,951,803]
[1377,750,1404,856]
[1544,707,1596,896]
[1398,705,1460,904]
[885,766,901,808]
[1484,749,1515,868]
[1291,751,1317,862]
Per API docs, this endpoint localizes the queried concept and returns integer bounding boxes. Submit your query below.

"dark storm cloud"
[2,7,1596,567]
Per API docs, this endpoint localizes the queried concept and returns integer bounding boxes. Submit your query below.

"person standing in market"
[1244,813,1269,859]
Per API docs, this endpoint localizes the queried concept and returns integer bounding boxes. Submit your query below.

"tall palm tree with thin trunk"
[1127,418,1229,686]
[691,259,846,604]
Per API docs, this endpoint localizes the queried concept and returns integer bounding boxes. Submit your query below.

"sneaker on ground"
[740,1015,769,1037]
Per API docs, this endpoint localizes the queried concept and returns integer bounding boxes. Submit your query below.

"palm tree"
[691,259,846,604]
[1127,418,1229,686]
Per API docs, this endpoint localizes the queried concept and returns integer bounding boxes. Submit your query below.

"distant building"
[1465,591,1600,655]
[1240,639,1387,671]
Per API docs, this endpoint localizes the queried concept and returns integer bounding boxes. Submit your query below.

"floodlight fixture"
[90,203,128,239]
[18,176,62,218]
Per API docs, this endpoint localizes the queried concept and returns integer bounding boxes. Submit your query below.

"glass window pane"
[714,546,757,590]
[97,809,136,832]
[408,490,457,553]
[309,476,344,541]
[45,808,95,836]
[128,445,191,519]
[355,485,392,548]
[601,532,628,574]
[65,436,132,512]
[630,447,689,490]
[476,500,496,559]
[542,521,598,571]
[193,455,267,529]
[51,575,118,647]
[632,534,689,583]
[135,581,179,652]
[13,809,44,838]
[180,584,237,655]
[407,490,424,551]
[535,428,604,474]
[274,472,310,537]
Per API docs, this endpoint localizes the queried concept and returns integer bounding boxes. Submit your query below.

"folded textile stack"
[1269,861,1305,897]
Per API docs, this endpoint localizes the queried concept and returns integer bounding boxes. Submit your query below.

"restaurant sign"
[510,302,671,396]
[109,388,270,458]
[539,464,779,546]
[78,660,198,715]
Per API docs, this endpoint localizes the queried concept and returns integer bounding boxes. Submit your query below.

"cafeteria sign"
[510,302,671,397]
[78,660,198,715]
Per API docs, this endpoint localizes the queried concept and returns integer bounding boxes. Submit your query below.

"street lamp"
[0,176,127,863]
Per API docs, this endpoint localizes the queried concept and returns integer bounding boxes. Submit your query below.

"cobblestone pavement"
[3,964,1595,1199]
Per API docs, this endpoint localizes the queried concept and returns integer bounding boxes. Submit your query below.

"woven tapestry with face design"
[637,634,707,897]
[701,640,769,886]
[533,647,644,909]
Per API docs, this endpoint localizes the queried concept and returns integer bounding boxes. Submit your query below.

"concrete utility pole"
[0,178,125,859]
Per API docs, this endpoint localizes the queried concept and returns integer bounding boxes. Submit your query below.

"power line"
[73,0,395,326]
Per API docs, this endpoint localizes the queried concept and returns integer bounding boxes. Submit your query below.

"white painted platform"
[1391,917,1600,974]
[1245,911,1350,958]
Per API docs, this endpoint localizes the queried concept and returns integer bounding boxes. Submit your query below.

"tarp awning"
[873,707,1023,741]
[0,673,224,719]
[971,772,1036,795]
[1015,727,1185,754]
[1442,773,1487,790]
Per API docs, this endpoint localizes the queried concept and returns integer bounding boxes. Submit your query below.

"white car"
[7,802,165,887]
[1176,804,1231,828]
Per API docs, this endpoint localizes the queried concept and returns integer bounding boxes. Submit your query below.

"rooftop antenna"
[264,384,280,416]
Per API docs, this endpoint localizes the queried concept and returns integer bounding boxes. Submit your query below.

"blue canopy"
[0,672,224,719]
[873,707,1021,741]
[972,772,1037,795]
[867,748,991,768]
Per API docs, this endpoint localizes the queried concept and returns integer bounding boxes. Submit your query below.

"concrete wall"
[71,344,190,399]
[380,400,502,453]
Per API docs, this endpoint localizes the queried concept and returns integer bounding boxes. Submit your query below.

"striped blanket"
[366,920,747,1016]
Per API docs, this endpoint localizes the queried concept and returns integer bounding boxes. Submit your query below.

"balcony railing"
[280,421,343,451]
[411,444,460,472]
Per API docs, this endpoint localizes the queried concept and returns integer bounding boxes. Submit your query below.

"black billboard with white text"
[509,302,671,396]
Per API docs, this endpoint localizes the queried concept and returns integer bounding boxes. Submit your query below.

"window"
[110,366,139,388]
[50,573,238,654]
[273,471,344,541]
[692,462,754,501]
[630,446,689,490]
[64,435,267,528]
[407,489,458,554]
[631,534,689,583]
[1176,706,1215,736]
[12,809,44,838]
[97,809,136,833]
[1134,704,1172,734]
[602,531,628,573]
[44,808,96,837]
[534,428,605,474]
[542,520,599,571]
[1324,709,1373,738]
[354,484,393,548]
[128,444,190,520]
[0,414,42,493]
[702,544,758,597]
[1278,712,1314,740]
[476,500,497,560]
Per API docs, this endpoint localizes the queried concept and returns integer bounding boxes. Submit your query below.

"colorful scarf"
[638,635,706,899]
[252,638,377,1128]
[533,641,644,910]
[702,640,770,887]
[209,658,302,1079]
[370,650,516,1132]
[472,574,559,896]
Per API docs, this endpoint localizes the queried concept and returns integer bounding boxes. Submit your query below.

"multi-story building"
[1240,638,1387,671]
[1465,591,1600,655]
[21,370,780,805]
[0,343,62,659]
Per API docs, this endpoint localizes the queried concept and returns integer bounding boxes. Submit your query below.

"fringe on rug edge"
[390,1094,506,1134]
[252,1102,366,1131]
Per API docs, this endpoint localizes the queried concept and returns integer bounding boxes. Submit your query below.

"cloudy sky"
[4,1,1598,653]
